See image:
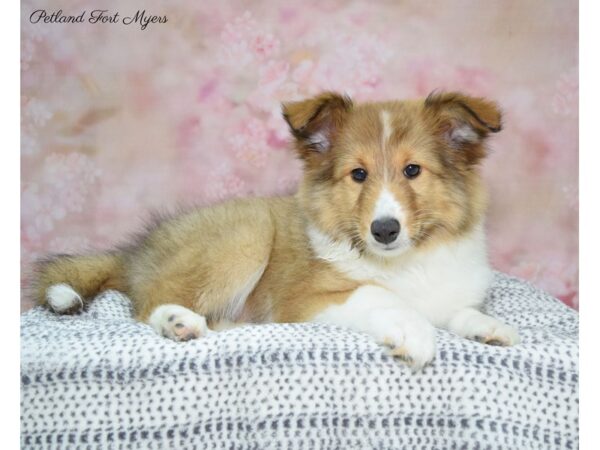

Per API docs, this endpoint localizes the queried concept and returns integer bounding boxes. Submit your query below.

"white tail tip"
[46,283,83,313]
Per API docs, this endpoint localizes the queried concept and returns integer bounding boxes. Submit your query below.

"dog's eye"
[403,164,421,179]
[350,168,368,183]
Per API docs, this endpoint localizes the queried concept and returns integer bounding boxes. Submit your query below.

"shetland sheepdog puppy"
[33,91,520,369]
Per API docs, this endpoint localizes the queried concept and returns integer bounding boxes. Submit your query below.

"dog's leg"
[129,204,275,342]
[131,255,269,341]
[140,259,268,342]
[310,285,437,369]
[446,307,520,346]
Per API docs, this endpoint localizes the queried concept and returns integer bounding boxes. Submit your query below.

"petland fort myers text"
[29,9,167,31]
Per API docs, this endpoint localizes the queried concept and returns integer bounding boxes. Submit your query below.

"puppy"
[33,91,519,369]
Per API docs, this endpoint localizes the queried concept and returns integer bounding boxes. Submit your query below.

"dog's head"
[282,91,502,258]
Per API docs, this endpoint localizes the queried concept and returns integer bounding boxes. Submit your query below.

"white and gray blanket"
[20,273,578,449]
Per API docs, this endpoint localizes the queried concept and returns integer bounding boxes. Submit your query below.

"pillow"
[21,272,578,449]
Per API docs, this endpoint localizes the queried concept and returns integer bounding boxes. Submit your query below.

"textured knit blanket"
[20,273,578,449]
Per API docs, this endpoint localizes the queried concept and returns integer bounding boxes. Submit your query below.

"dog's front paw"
[450,309,520,346]
[370,309,437,370]
[472,319,520,346]
[148,304,209,342]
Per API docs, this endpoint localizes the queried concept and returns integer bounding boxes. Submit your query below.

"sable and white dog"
[34,91,519,369]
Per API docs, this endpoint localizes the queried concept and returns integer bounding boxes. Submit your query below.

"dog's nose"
[370,218,400,244]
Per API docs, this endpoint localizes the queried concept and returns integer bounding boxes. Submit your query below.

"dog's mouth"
[366,234,412,258]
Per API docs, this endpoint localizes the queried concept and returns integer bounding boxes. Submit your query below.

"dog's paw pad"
[487,338,505,346]
[378,320,436,370]
[473,324,520,347]
[387,346,414,364]
[46,284,83,314]
[171,320,202,341]
[149,304,208,342]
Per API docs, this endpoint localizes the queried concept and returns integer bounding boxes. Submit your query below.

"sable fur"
[33,91,508,343]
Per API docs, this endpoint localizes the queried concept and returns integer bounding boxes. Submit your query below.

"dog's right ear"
[282,92,352,158]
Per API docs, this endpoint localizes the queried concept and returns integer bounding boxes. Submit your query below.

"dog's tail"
[31,252,127,313]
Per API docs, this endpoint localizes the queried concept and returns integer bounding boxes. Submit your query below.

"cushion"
[20,272,578,449]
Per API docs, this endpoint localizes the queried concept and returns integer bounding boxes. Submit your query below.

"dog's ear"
[282,92,352,158]
[424,91,502,163]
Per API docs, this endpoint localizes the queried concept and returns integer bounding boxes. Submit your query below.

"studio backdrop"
[21,0,578,309]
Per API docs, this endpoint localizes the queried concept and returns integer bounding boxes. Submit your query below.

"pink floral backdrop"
[21,0,578,310]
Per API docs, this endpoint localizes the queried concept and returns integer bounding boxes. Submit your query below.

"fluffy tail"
[32,252,127,313]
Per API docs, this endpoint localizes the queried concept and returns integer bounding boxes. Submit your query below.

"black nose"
[371,218,400,244]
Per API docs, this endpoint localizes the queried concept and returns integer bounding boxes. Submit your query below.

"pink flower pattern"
[21,1,578,310]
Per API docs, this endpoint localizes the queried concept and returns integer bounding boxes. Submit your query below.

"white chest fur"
[307,224,493,326]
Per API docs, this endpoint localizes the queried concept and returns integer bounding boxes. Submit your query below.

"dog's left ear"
[425,91,502,163]
[282,92,352,158]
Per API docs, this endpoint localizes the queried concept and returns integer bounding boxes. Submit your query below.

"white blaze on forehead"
[380,110,393,148]
[380,110,393,181]
[373,187,404,222]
